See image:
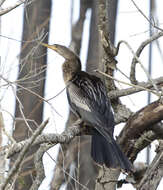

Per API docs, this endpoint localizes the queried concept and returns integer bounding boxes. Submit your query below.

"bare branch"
[108,76,163,99]
[116,40,160,94]
[130,130,157,162]
[0,119,49,190]
[130,32,163,84]
[130,0,163,32]
[0,0,27,16]
[0,122,82,159]
[0,107,162,189]
[137,141,163,190]
[0,0,6,7]
[0,112,16,143]
[95,70,162,98]
[119,100,163,155]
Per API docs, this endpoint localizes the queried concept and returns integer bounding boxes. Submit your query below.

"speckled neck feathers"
[62,59,81,83]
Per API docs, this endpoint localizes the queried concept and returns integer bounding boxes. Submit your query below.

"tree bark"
[137,141,163,190]
[11,0,51,189]
[95,1,118,190]
[0,112,5,184]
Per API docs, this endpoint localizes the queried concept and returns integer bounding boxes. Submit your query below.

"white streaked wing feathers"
[67,83,91,112]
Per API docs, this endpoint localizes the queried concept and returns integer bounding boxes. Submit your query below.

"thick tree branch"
[0,122,84,159]
[129,130,157,162]
[119,99,163,155]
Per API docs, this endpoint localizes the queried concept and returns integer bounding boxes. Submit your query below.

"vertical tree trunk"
[86,0,99,73]
[107,0,117,44]
[95,1,119,190]
[11,1,51,189]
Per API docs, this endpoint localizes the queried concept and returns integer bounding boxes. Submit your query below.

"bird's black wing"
[67,71,114,137]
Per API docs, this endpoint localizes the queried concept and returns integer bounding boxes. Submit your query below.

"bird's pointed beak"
[39,42,79,61]
[40,42,57,51]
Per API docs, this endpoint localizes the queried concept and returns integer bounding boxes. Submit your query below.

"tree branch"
[119,100,163,155]
[109,76,163,99]
[0,122,83,159]
[0,0,6,7]
[130,0,163,32]
[137,141,163,190]
[130,32,163,84]
[116,40,160,93]
[0,0,28,16]
[0,119,49,190]
[0,102,162,189]
[129,130,157,162]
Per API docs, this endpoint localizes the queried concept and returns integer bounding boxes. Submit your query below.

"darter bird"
[40,42,133,172]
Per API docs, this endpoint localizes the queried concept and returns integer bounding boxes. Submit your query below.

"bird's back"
[66,71,114,135]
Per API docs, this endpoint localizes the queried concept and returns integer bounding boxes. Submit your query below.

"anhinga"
[41,42,133,171]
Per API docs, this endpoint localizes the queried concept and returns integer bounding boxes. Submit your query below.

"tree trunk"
[11,1,51,189]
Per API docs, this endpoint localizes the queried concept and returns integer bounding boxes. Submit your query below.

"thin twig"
[95,70,160,97]
[108,76,163,99]
[0,75,62,118]
[129,32,163,84]
[116,40,160,94]
[0,0,6,7]
[0,112,16,143]
[130,0,163,32]
[47,151,90,190]
[0,0,26,16]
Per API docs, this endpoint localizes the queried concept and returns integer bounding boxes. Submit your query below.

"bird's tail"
[91,132,133,171]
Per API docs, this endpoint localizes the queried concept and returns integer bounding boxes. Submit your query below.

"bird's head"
[40,42,81,83]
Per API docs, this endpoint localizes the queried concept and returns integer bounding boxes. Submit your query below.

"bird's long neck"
[62,58,81,83]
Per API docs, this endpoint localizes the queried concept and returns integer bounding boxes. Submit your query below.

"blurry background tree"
[10,0,51,189]
[0,0,51,189]
[0,0,163,190]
